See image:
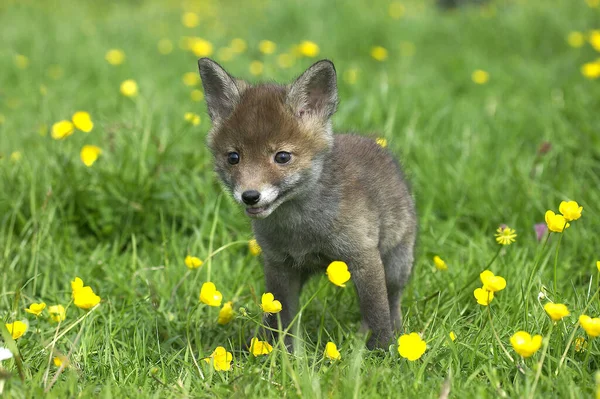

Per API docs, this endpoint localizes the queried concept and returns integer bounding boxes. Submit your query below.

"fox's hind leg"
[382,240,414,332]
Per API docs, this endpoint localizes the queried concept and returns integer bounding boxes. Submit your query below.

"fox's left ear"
[287,60,338,121]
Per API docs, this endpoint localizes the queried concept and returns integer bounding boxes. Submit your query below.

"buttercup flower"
[574,336,588,352]
[191,38,213,57]
[480,270,506,292]
[258,40,276,54]
[579,315,600,337]
[567,31,585,48]
[471,69,489,84]
[5,321,27,340]
[510,331,542,358]
[200,282,223,307]
[53,356,67,367]
[597,261,600,272]
[376,137,388,148]
[326,261,351,287]
[14,54,29,69]
[105,49,125,66]
[343,68,358,85]
[449,331,457,341]
[581,62,600,79]
[25,302,46,316]
[248,239,262,256]
[72,111,94,133]
[298,41,320,57]
[72,277,101,310]
[545,210,570,233]
[249,61,264,76]
[260,292,282,314]
[80,145,102,167]
[182,72,200,87]
[370,46,388,61]
[249,338,273,356]
[230,38,247,53]
[474,287,494,305]
[495,226,516,245]
[51,120,75,140]
[398,333,426,361]
[544,303,570,321]
[0,347,13,361]
[590,30,600,51]
[185,255,203,269]
[433,255,447,271]
[190,90,204,102]
[184,112,201,126]
[389,2,405,19]
[49,305,66,322]
[157,39,173,55]
[324,341,341,360]
[558,200,583,221]
[204,346,232,371]
[120,79,138,97]
[218,301,234,325]
[181,11,199,28]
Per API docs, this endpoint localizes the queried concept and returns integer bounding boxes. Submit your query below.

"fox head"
[198,58,338,219]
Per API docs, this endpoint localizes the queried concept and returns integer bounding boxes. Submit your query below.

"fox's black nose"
[242,190,261,205]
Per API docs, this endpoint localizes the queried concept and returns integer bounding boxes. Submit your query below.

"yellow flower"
[230,38,247,53]
[14,54,29,69]
[250,338,273,356]
[587,0,600,7]
[10,151,22,163]
[298,41,320,57]
[191,38,214,57]
[49,304,66,322]
[277,53,296,69]
[579,315,600,337]
[495,226,517,245]
[184,112,201,126]
[449,331,457,341]
[398,333,426,361]
[105,49,125,66]
[581,62,600,79]
[474,287,494,306]
[258,40,276,54]
[433,255,447,271]
[249,61,264,76]
[376,137,387,148]
[260,292,282,314]
[51,120,75,140]
[389,2,405,19]
[204,346,232,371]
[182,11,199,28]
[218,301,234,325]
[120,79,138,97]
[200,282,223,307]
[72,111,93,133]
[71,277,84,293]
[343,68,358,85]
[53,356,68,367]
[73,286,101,310]
[326,261,351,287]
[25,302,46,316]
[597,261,600,272]
[574,336,587,352]
[157,39,173,55]
[558,200,583,221]
[479,270,506,292]
[185,255,203,269]
[370,46,388,62]
[5,321,27,340]
[471,69,489,84]
[567,31,585,48]
[217,47,234,62]
[182,72,200,87]
[80,145,102,167]
[510,331,542,358]
[248,239,262,256]
[590,30,600,52]
[190,90,204,102]
[545,210,570,232]
[544,303,570,321]
[324,341,341,361]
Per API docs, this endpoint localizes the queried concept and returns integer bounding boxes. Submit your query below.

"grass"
[1,0,600,397]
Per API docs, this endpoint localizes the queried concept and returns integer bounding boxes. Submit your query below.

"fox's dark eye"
[227,152,240,165]
[274,151,292,164]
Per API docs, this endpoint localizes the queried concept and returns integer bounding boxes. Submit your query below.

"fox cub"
[198,58,417,349]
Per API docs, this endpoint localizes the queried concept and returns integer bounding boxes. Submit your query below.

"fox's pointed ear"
[287,60,338,121]
[198,58,242,124]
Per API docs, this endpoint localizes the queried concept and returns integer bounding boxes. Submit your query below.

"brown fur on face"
[208,84,332,195]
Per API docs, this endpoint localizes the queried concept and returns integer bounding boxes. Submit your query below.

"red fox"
[198,58,417,349]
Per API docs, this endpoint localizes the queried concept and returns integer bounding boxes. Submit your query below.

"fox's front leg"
[350,251,393,350]
[261,256,302,348]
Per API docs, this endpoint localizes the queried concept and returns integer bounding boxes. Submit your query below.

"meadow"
[1,0,600,397]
